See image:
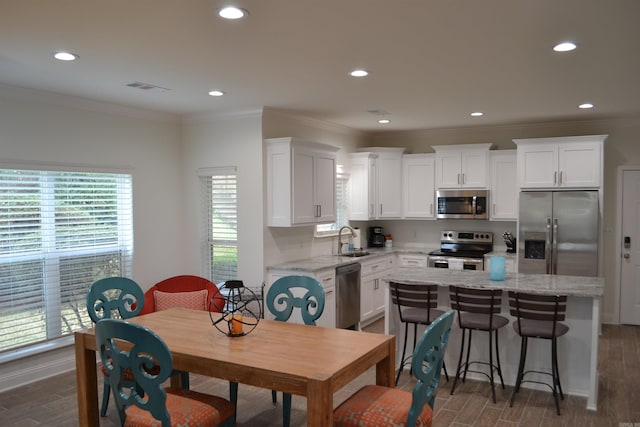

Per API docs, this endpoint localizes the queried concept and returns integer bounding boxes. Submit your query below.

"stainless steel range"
[428,231,493,271]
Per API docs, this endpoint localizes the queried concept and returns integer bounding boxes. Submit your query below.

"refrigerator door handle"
[552,218,559,275]
[545,218,552,274]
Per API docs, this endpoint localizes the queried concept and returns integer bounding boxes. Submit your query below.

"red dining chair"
[139,275,225,315]
[139,275,226,390]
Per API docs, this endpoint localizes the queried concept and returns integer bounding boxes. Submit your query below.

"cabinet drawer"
[315,269,335,289]
[398,254,428,268]
[361,256,393,277]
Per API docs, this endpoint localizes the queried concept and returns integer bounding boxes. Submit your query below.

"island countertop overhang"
[384,267,604,298]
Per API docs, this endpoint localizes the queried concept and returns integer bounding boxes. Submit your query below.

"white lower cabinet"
[397,254,428,268]
[266,268,335,328]
[360,255,394,325]
[315,269,336,329]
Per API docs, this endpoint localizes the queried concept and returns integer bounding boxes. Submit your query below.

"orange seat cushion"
[334,384,433,427]
[124,388,235,427]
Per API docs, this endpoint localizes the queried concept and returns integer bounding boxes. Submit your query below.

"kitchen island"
[383,267,604,411]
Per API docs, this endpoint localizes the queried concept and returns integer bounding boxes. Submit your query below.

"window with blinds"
[0,168,133,353]
[316,173,349,236]
[200,168,237,284]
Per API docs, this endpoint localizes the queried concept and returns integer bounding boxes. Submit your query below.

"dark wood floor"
[1,320,638,426]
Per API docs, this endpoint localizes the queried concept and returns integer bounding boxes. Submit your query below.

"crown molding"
[264,107,367,138]
[0,83,180,124]
[182,107,264,124]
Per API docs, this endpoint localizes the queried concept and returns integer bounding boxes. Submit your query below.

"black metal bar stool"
[508,291,569,416]
[449,285,508,403]
[390,281,448,385]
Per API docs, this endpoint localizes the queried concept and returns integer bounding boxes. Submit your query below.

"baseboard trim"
[0,353,75,393]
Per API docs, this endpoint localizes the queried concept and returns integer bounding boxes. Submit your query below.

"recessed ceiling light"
[378,119,390,124]
[53,52,78,61]
[208,90,225,97]
[218,6,248,19]
[470,112,484,117]
[350,69,369,77]
[553,42,577,52]
[578,103,594,109]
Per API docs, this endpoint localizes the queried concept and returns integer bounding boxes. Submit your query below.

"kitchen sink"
[341,251,370,258]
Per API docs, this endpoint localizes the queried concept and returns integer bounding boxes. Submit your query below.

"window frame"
[199,167,238,284]
[0,163,133,356]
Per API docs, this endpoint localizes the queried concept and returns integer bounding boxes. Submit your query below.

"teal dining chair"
[334,310,455,427]
[95,318,235,427]
[265,275,325,427]
[86,276,145,417]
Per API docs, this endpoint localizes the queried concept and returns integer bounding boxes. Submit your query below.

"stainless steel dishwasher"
[335,262,361,329]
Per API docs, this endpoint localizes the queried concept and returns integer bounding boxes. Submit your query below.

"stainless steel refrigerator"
[518,191,599,276]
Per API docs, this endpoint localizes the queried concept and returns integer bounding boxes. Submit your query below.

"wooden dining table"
[75,307,395,426]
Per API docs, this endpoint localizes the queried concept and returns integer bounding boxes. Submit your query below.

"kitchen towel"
[353,228,362,250]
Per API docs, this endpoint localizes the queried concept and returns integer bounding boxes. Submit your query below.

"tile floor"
[0,320,638,426]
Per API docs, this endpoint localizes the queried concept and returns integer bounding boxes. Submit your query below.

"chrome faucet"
[337,225,355,255]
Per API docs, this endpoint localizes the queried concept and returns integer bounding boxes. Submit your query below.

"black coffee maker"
[368,226,386,247]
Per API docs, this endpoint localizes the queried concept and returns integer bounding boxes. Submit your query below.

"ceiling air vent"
[367,109,390,116]
[126,81,170,92]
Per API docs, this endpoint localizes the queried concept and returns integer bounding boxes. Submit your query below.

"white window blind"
[316,173,349,236]
[0,168,133,353]
[200,168,237,284]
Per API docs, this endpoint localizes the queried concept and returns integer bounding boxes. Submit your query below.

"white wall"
[0,86,186,390]
[181,111,264,287]
[0,86,186,287]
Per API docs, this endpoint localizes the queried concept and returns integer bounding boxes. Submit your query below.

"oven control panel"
[441,231,493,244]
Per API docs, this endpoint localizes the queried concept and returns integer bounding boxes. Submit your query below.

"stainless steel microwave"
[436,190,489,219]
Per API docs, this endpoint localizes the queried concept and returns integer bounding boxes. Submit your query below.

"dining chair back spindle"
[86,277,145,417]
[267,275,325,325]
[334,311,455,427]
[86,277,144,323]
[265,275,325,427]
[95,319,235,427]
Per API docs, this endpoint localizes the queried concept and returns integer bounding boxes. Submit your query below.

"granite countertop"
[267,246,443,273]
[266,248,395,273]
[384,266,604,298]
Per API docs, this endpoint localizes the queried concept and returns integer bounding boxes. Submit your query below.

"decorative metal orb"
[210,280,261,337]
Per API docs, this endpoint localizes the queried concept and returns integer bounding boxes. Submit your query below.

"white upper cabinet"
[433,143,492,188]
[349,153,376,220]
[375,148,404,218]
[489,150,517,221]
[514,135,606,189]
[402,154,436,219]
[266,137,339,227]
[349,147,405,220]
